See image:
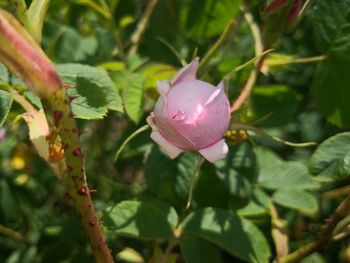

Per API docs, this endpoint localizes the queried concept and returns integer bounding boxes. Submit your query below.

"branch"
[128,0,159,56]
[231,7,264,112]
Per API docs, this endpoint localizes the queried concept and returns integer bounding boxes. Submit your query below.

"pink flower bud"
[287,0,302,25]
[0,11,61,97]
[147,58,230,163]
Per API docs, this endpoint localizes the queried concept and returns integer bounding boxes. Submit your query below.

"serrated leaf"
[215,142,257,199]
[312,0,350,127]
[0,90,13,127]
[258,162,320,190]
[0,63,9,83]
[144,147,196,208]
[185,0,242,39]
[308,132,350,182]
[57,64,123,119]
[313,0,350,53]
[181,208,271,263]
[272,189,318,216]
[102,200,177,239]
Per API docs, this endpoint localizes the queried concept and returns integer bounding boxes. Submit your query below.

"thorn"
[60,142,69,151]
[77,186,87,196]
[90,189,97,193]
[68,96,79,102]
[89,219,96,226]
[63,83,74,89]
[72,148,84,159]
[53,111,63,126]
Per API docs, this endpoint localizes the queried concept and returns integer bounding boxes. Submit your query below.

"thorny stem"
[128,0,159,56]
[185,157,204,210]
[44,89,114,263]
[280,195,350,263]
[231,6,264,112]
[197,21,236,76]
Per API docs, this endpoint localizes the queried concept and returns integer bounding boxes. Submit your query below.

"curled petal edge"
[150,131,183,159]
[199,139,228,163]
[171,57,199,86]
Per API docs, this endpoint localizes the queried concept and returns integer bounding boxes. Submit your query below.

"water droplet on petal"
[172,110,186,121]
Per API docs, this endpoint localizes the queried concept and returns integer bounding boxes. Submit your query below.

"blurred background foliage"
[1,0,350,262]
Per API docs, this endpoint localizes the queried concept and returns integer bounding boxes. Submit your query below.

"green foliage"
[313,0,350,127]
[1,0,350,262]
[181,208,271,263]
[258,162,320,190]
[272,189,318,217]
[309,132,350,182]
[103,200,178,239]
[57,63,123,119]
[0,90,12,127]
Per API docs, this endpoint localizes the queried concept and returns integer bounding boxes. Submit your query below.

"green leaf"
[312,1,350,127]
[251,85,301,127]
[237,188,271,217]
[181,208,271,263]
[258,162,320,190]
[56,27,98,63]
[255,147,283,170]
[0,90,13,127]
[180,235,223,263]
[184,0,242,39]
[0,180,20,222]
[102,200,177,239]
[57,64,123,119]
[308,132,350,182]
[0,63,9,83]
[215,142,257,199]
[115,71,145,123]
[313,0,350,53]
[144,147,196,208]
[272,189,318,217]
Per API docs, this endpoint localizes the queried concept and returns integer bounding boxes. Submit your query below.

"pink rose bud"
[147,58,230,163]
[0,10,61,97]
[265,0,290,15]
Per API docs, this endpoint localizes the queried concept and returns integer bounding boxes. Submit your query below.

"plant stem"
[268,55,326,67]
[231,6,264,112]
[114,124,150,162]
[0,224,23,242]
[197,21,236,76]
[280,194,350,263]
[128,0,159,56]
[160,239,178,263]
[185,157,204,210]
[270,204,289,261]
[44,89,114,263]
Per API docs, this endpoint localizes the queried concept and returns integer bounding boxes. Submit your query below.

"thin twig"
[231,7,264,112]
[185,157,204,210]
[128,0,159,56]
[197,21,236,76]
[160,239,178,263]
[280,195,350,263]
[0,224,23,242]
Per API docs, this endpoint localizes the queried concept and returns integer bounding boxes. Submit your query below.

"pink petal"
[171,58,199,86]
[157,80,170,96]
[167,79,215,124]
[168,81,230,149]
[153,92,195,150]
[150,131,183,159]
[199,139,228,163]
